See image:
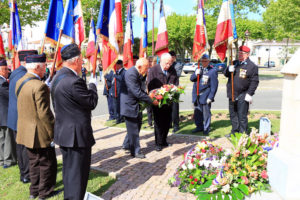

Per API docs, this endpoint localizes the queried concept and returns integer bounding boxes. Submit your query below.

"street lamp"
[150,0,158,56]
[244,30,250,46]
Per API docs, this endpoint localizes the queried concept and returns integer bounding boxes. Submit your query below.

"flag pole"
[12,48,15,71]
[197,60,200,96]
[230,45,234,102]
[40,33,46,54]
[50,29,63,79]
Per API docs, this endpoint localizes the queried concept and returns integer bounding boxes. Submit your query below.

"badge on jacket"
[201,75,209,85]
[239,69,247,79]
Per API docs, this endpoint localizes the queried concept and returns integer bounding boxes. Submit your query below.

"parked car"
[213,63,227,73]
[183,62,197,74]
[264,61,276,68]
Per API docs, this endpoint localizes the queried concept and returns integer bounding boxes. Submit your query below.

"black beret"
[18,50,38,62]
[26,53,47,63]
[116,60,123,65]
[133,55,139,60]
[61,43,81,61]
[0,59,7,66]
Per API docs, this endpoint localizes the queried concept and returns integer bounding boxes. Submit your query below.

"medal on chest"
[239,69,247,79]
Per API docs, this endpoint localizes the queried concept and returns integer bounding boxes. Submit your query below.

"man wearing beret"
[190,54,218,135]
[7,50,38,184]
[224,46,259,135]
[0,59,17,169]
[51,44,98,200]
[16,54,58,199]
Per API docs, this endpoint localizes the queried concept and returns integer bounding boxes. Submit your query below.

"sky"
[131,0,263,38]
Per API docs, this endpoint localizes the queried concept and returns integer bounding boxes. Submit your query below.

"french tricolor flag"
[86,18,97,63]
[139,0,148,58]
[73,0,85,48]
[123,2,134,69]
[213,0,237,62]
[155,0,169,56]
[97,0,123,72]
[192,0,208,61]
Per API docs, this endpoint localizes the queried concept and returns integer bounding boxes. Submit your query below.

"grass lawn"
[0,161,115,200]
[105,110,280,138]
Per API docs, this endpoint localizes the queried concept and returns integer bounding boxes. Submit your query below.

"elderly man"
[51,44,98,200]
[121,58,158,158]
[147,53,179,151]
[8,50,38,183]
[224,46,259,135]
[190,54,218,135]
[0,59,17,169]
[16,54,58,200]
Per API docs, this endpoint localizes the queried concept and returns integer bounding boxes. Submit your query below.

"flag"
[0,27,5,59]
[44,0,64,67]
[139,0,148,58]
[213,0,238,62]
[8,0,23,51]
[86,18,97,63]
[60,0,85,48]
[123,2,134,69]
[96,0,123,73]
[155,0,169,56]
[192,0,208,61]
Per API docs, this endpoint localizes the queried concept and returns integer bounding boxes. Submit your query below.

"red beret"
[239,45,250,53]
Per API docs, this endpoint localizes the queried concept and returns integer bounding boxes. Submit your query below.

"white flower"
[221,184,230,193]
[187,163,195,170]
[181,164,187,170]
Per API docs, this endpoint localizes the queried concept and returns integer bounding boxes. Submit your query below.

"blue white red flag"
[123,2,134,69]
[60,0,85,48]
[86,18,97,63]
[155,0,169,56]
[96,0,123,72]
[139,0,148,58]
[8,0,23,51]
[192,0,208,61]
[213,0,238,62]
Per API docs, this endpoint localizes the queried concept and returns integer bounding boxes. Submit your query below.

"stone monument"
[268,49,300,200]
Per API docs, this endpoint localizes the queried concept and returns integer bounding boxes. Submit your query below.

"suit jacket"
[7,65,27,131]
[16,73,55,148]
[103,70,114,96]
[147,64,179,92]
[0,76,9,126]
[110,68,126,98]
[51,67,98,148]
[120,67,152,118]
[190,65,218,104]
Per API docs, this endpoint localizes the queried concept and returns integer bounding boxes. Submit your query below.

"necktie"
[164,70,167,76]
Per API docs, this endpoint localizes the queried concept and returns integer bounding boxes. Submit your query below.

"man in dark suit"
[51,44,98,200]
[0,59,17,169]
[103,70,115,121]
[224,46,259,135]
[121,58,158,158]
[111,60,126,124]
[190,54,218,135]
[147,53,179,151]
[7,50,38,183]
[16,54,58,200]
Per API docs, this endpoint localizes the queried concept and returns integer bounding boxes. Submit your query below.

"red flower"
[191,158,194,163]
[261,170,268,179]
[201,149,206,153]
[191,181,195,185]
[241,176,249,185]
[189,175,193,179]
[194,178,198,182]
[156,95,163,100]
[254,149,257,154]
[196,155,201,159]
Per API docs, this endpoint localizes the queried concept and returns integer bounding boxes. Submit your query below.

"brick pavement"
[90,116,233,200]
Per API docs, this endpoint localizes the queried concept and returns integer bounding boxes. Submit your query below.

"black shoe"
[155,146,162,151]
[39,190,62,200]
[172,127,179,133]
[134,153,146,159]
[162,143,172,147]
[29,195,37,199]
[22,178,30,184]
[192,128,203,133]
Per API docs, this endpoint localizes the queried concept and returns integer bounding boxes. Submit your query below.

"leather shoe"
[155,146,162,151]
[172,127,179,133]
[22,178,30,184]
[192,128,203,133]
[38,189,62,200]
[162,143,172,147]
[134,153,145,159]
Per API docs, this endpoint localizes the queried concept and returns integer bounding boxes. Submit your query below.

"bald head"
[135,57,149,76]
[160,53,173,71]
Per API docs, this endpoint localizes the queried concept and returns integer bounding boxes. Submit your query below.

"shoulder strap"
[16,77,38,97]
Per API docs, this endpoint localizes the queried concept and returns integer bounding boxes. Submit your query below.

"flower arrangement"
[169,129,278,200]
[149,84,185,107]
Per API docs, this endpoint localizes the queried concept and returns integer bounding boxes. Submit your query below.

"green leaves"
[238,184,249,196]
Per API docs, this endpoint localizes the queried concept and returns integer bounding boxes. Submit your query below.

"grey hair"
[160,53,172,62]
[136,57,149,67]
[65,55,80,63]
[25,62,44,70]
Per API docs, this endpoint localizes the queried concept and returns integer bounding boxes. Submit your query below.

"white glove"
[195,68,201,75]
[229,65,235,72]
[245,93,253,104]
[45,77,52,87]
[89,73,97,86]
[206,98,212,104]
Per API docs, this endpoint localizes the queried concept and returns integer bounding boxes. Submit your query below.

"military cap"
[116,60,123,65]
[18,50,38,62]
[0,59,7,66]
[133,55,139,60]
[26,53,47,63]
[201,54,209,59]
[239,45,250,53]
[61,43,81,61]
[169,51,176,57]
